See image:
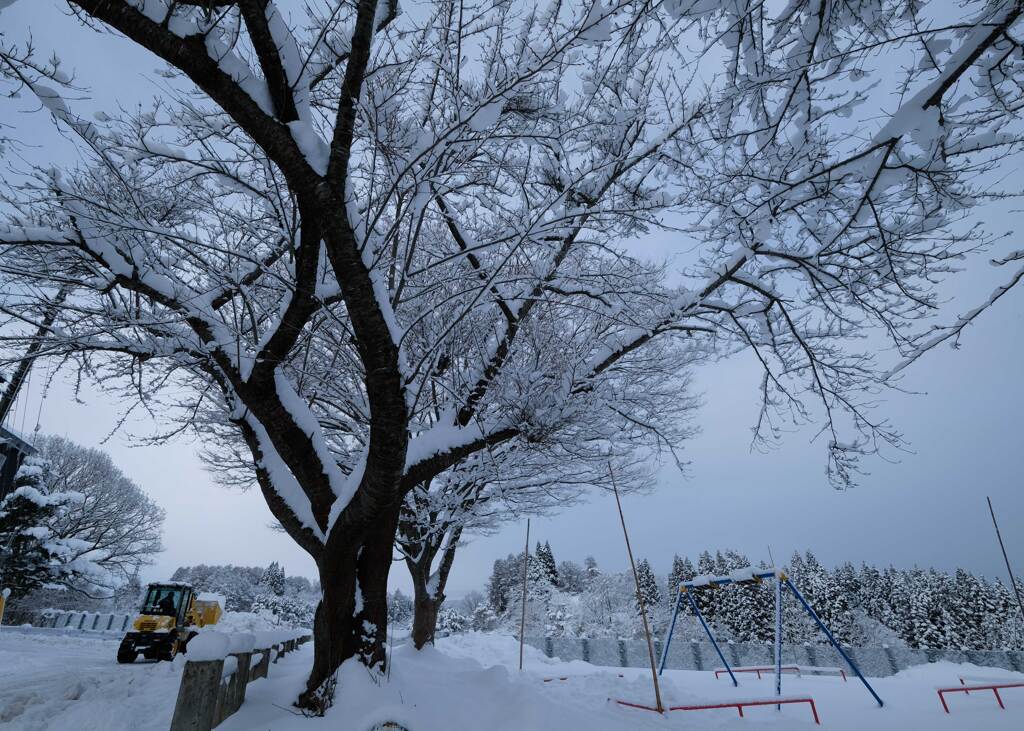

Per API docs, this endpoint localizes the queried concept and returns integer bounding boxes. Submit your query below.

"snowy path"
[0,629,181,730]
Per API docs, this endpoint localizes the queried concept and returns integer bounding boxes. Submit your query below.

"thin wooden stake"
[610,464,664,713]
[988,496,1024,622]
[518,518,530,671]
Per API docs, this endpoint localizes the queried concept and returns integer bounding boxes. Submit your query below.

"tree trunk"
[410,562,444,649]
[299,507,399,709]
[406,525,463,650]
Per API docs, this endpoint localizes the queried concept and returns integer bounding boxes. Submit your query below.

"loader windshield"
[141,586,185,617]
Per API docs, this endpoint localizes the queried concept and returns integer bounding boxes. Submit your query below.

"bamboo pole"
[610,464,664,713]
[518,518,530,671]
[988,496,1024,622]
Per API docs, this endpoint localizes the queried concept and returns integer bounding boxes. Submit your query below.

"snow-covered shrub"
[437,607,469,635]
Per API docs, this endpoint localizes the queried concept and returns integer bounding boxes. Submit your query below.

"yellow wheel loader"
[117,582,222,663]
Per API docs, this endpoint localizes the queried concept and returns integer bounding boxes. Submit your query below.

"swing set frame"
[658,568,884,708]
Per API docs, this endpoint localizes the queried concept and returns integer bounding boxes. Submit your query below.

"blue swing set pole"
[686,590,737,687]
[658,587,684,675]
[784,578,884,708]
[774,572,783,707]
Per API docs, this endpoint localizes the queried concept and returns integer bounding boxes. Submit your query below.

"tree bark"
[300,506,400,707]
[406,525,462,649]
[410,560,444,649]
[411,587,442,649]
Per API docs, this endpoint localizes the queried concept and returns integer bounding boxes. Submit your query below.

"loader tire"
[161,638,180,662]
[117,646,137,664]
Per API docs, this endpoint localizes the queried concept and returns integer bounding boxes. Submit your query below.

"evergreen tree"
[584,556,599,582]
[634,558,660,615]
[781,552,815,643]
[0,455,80,599]
[834,563,860,608]
[857,564,886,622]
[387,589,414,625]
[947,568,986,649]
[260,561,286,597]
[667,554,694,593]
[695,550,717,620]
[535,541,559,586]
[729,557,774,644]
[666,554,694,608]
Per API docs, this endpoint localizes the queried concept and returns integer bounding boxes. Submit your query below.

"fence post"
[169,659,224,731]
[250,647,271,680]
[225,652,252,717]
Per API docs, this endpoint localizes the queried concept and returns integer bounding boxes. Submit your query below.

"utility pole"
[518,518,530,671]
[0,286,69,425]
[987,496,1024,622]
[610,464,664,713]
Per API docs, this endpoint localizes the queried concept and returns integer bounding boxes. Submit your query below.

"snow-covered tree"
[436,606,469,635]
[0,455,88,600]
[386,589,413,626]
[253,591,313,627]
[470,602,498,632]
[34,435,164,589]
[666,554,695,600]
[558,561,587,595]
[397,437,671,646]
[634,558,660,616]
[537,542,559,588]
[486,555,518,615]
[259,561,286,597]
[114,571,144,611]
[4,0,1024,706]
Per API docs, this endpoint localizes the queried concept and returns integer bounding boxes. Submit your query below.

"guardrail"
[3,608,134,634]
[169,629,311,731]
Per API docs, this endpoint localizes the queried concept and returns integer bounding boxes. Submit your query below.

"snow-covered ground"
[2,628,1023,730]
[0,630,181,730]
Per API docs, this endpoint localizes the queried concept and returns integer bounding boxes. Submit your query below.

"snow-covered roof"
[0,425,35,454]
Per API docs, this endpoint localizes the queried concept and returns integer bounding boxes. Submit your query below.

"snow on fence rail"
[169,628,311,731]
[524,637,1024,677]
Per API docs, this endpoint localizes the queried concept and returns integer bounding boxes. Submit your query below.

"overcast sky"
[2,1,1022,599]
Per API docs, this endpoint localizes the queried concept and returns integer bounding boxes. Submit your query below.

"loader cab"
[140,584,192,623]
[118,582,198,664]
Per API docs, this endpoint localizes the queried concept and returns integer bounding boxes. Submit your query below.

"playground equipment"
[658,567,884,708]
[938,681,1024,713]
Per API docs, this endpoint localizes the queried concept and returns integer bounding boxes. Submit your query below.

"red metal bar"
[937,682,1024,713]
[714,666,800,679]
[667,697,820,725]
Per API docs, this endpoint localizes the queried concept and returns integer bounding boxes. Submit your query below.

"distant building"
[0,426,35,501]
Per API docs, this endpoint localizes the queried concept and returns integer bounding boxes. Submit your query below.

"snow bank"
[187,631,230,662]
[196,592,225,608]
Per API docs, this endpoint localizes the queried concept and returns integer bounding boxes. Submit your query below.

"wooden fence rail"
[169,633,311,731]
